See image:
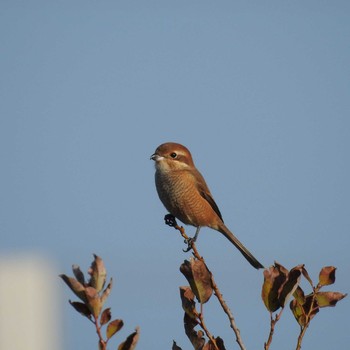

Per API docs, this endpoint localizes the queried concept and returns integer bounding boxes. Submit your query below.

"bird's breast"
[155,170,219,227]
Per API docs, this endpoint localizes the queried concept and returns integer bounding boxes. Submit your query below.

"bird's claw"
[164,214,177,227]
[183,237,195,252]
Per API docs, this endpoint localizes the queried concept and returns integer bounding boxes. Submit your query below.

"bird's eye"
[170,152,177,158]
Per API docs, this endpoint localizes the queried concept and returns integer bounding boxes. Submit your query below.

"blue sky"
[1,1,349,349]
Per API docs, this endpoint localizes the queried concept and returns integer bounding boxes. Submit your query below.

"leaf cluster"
[60,254,139,350]
[262,262,346,350]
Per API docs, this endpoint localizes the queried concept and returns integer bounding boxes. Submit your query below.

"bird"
[150,142,264,269]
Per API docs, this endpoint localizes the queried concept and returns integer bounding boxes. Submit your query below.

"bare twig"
[264,308,284,350]
[295,286,318,350]
[93,316,106,350]
[167,216,246,350]
[197,312,220,350]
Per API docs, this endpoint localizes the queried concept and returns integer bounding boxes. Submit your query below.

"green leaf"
[316,291,347,307]
[290,299,306,327]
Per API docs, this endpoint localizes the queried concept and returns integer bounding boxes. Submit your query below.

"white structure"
[0,254,61,350]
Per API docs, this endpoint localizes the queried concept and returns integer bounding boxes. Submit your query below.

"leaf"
[290,294,320,326]
[262,262,303,312]
[214,337,226,350]
[60,274,87,302]
[72,264,85,285]
[301,266,314,287]
[106,319,124,339]
[278,265,303,307]
[85,286,102,319]
[302,294,319,321]
[100,278,113,307]
[183,313,204,350]
[100,308,112,326]
[172,341,182,350]
[261,262,288,312]
[179,286,198,319]
[69,300,92,319]
[318,266,336,286]
[203,337,226,350]
[180,259,213,304]
[88,254,107,293]
[293,286,306,305]
[290,299,307,327]
[118,327,140,350]
[316,291,347,307]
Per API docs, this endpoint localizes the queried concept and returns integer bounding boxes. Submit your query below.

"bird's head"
[150,142,195,172]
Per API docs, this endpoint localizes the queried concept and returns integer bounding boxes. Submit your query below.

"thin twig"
[210,273,246,350]
[295,285,319,350]
[198,312,220,350]
[93,316,106,350]
[264,308,284,350]
[296,324,309,350]
[168,217,247,350]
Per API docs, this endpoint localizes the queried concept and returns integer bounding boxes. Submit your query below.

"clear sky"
[1,1,349,349]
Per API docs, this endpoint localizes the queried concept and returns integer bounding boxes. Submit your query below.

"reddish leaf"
[100,308,112,326]
[180,259,213,304]
[183,313,204,350]
[60,274,86,302]
[318,266,336,286]
[106,319,124,339]
[301,266,314,287]
[85,286,102,319]
[180,286,198,319]
[118,327,140,350]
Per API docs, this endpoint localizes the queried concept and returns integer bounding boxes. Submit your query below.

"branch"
[166,215,246,350]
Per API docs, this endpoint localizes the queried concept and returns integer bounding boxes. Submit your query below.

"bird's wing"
[193,170,224,222]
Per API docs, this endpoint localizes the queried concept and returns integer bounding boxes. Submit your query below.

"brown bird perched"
[150,142,264,269]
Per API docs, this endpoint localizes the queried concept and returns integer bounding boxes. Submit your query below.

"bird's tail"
[218,224,264,269]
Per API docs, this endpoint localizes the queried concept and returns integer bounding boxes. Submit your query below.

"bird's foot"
[164,214,177,227]
[183,237,195,252]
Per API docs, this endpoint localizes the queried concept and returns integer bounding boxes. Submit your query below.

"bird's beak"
[150,153,158,161]
[150,153,163,161]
